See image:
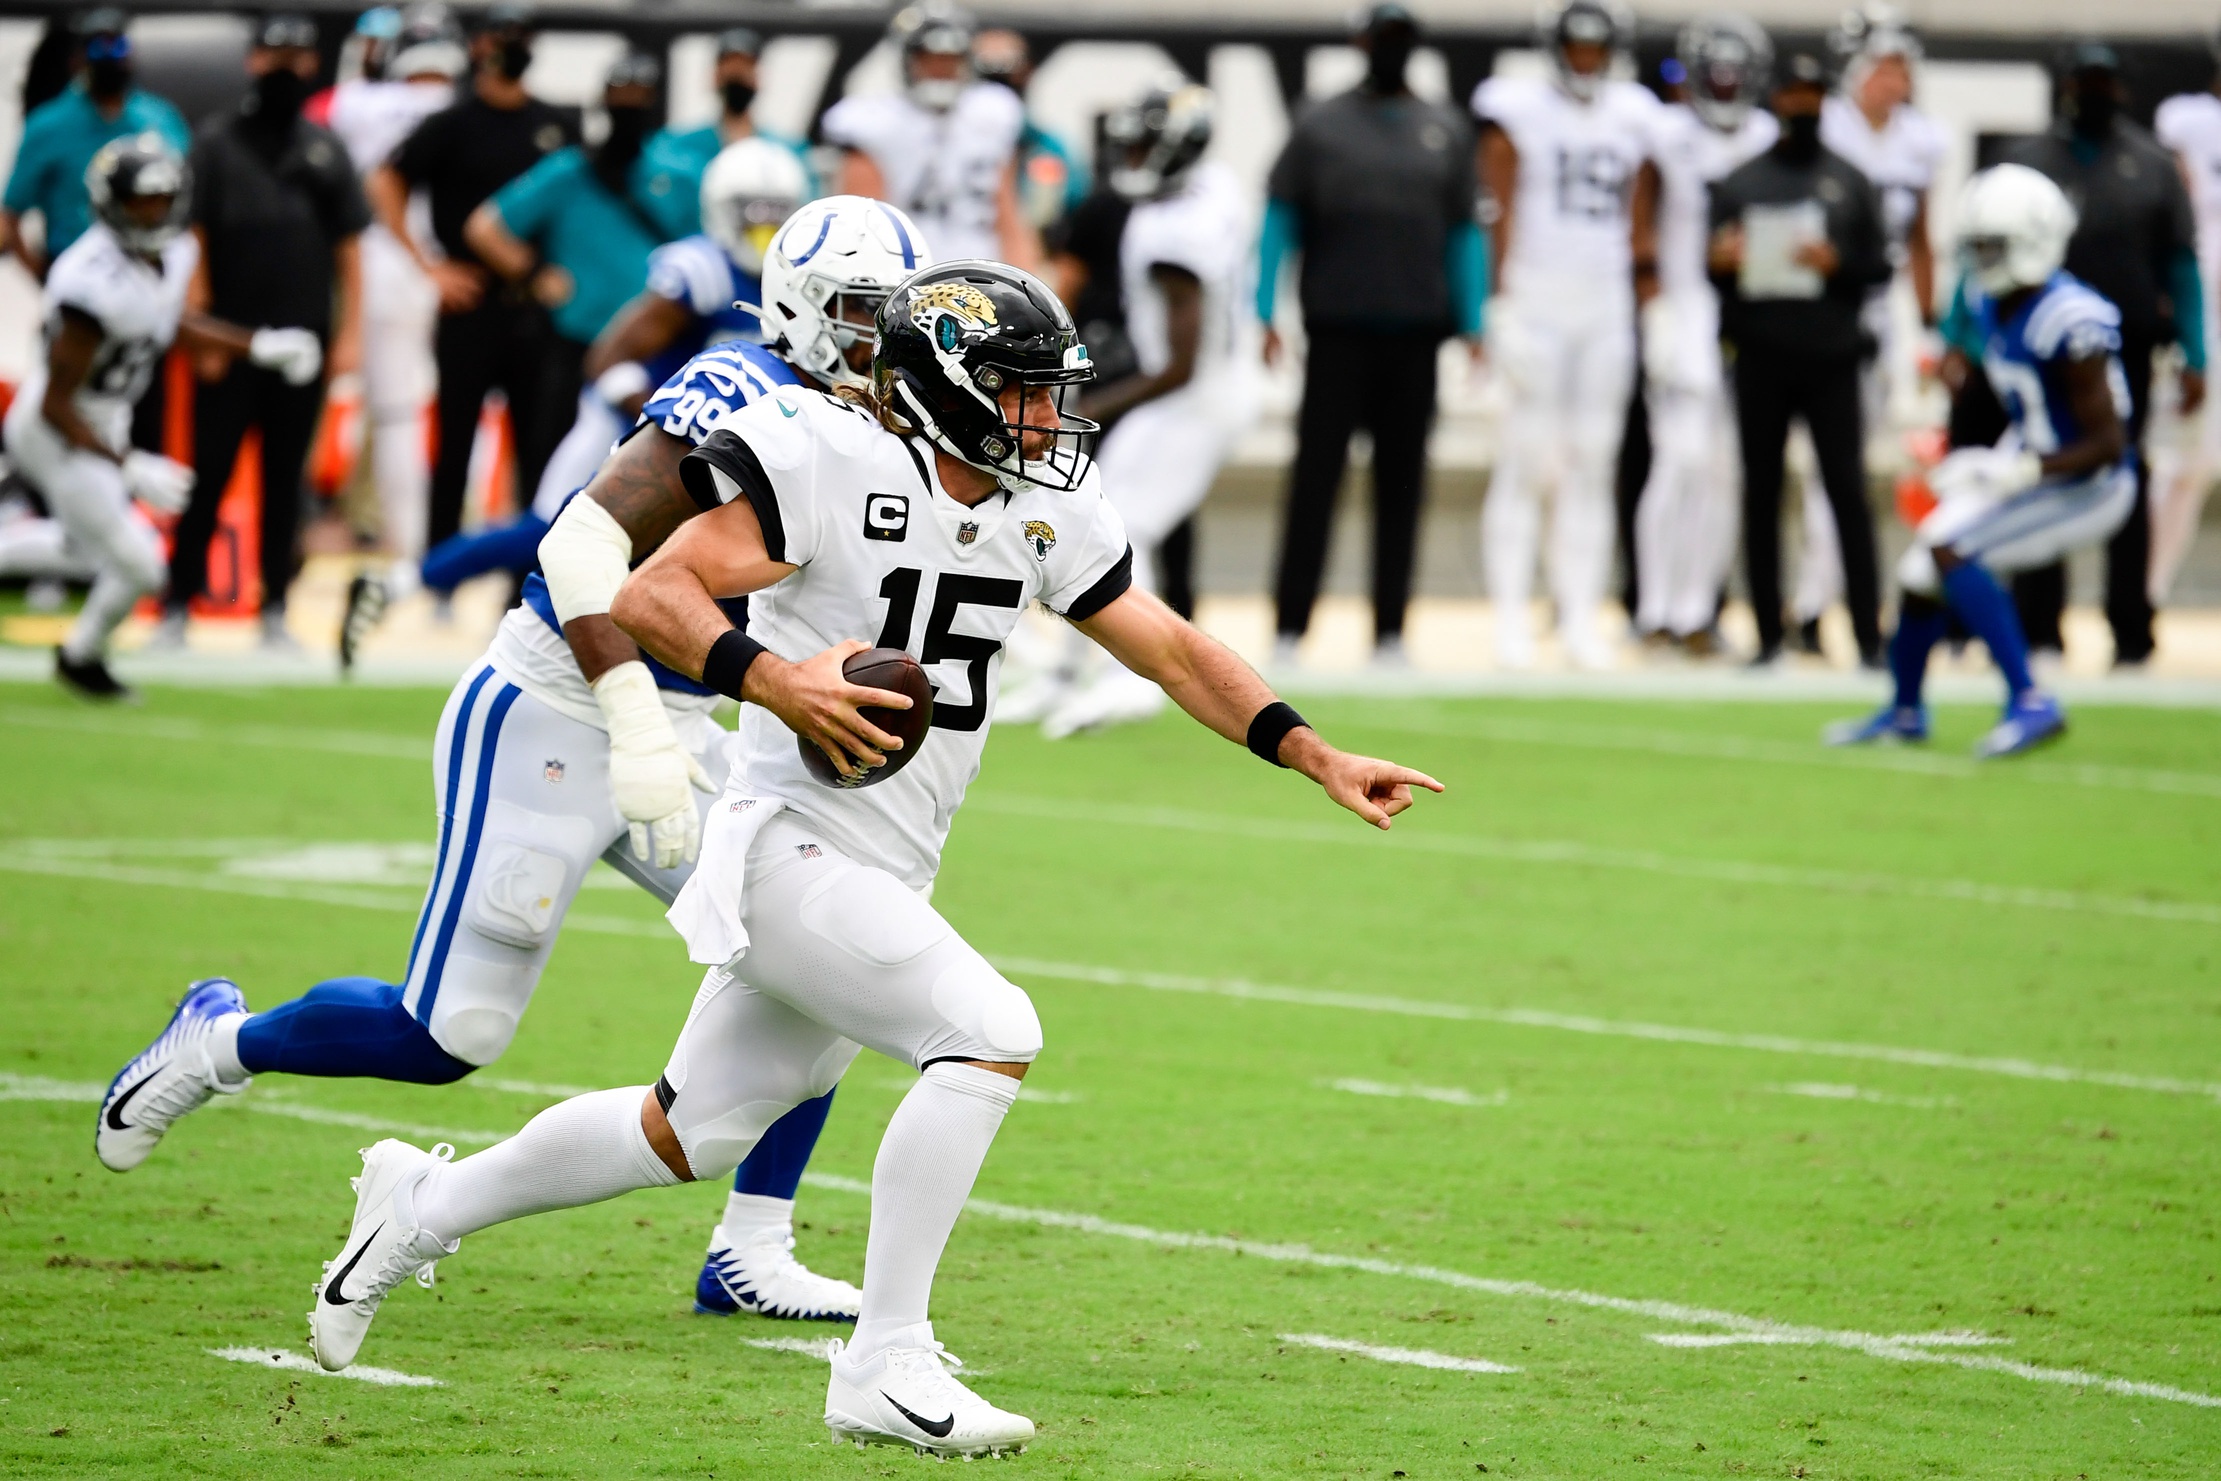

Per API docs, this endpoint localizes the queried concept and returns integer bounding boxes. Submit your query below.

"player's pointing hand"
[1278,729,1444,830]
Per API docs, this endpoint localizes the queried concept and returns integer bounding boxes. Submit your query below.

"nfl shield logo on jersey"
[543,759,565,784]
[956,521,979,545]
[1022,520,1056,561]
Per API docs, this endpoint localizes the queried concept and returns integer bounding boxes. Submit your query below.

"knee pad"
[924,959,1042,1065]
[1897,543,1941,598]
[425,970,528,1066]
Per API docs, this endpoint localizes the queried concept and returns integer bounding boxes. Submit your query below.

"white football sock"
[850,1062,1018,1362]
[412,1086,678,1243]
[205,1013,250,1086]
[716,1191,795,1249]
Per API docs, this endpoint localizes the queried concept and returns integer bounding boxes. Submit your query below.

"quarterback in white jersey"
[1634,17,1776,647]
[4,134,320,699]
[1474,0,1659,668]
[1023,80,1259,737]
[299,259,1439,1459]
[823,6,1035,268]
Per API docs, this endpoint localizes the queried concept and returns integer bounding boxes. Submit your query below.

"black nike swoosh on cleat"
[103,1076,153,1131]
[884,1395,955,1439]
[322,1222,384,1306]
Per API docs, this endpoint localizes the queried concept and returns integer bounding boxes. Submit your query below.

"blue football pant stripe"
[415,678,521,1025]
[405,664,495,986]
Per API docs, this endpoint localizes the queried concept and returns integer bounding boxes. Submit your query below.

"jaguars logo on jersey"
[1022,520,1056,562]
[910,282,999,353]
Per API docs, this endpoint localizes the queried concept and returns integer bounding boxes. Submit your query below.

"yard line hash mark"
[1325,1079,1508,1107]
[1279,1333,1519,1373]
[207,1347,442,1386]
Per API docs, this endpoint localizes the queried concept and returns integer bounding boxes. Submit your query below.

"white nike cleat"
[696,1229,861,1321]
[1039,669,1165,740]
[309,1139,457,1371]
[96,978,251,1172]
[825,1331,1033,1459]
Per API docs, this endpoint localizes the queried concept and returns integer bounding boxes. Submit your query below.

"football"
[797,647,934,789]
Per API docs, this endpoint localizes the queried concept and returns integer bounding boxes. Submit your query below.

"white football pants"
[1898,465,2137,597]
[2,399,165,662]
[1482,288,1635,659]
[400,659,734,1067]
[1635,291,1738,638]
[657,812,1039,1180]
[0,512,99,583]
[361,228,437,566]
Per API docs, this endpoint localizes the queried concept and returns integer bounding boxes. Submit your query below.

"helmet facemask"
[788,273,887,388]
[87,135,190,258]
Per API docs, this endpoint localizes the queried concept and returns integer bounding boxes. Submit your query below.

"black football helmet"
[85,132,189,257]
[1540,0,1633,101]
[1105,77,1213,202]
[874,260,1098,493]
[1676,15,1772,130]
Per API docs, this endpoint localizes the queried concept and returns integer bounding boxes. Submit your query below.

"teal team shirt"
[4,82,190,256]
[488,145,664,345]
[635,123,813,241]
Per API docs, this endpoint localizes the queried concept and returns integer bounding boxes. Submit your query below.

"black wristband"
[701,628,768,702]
[1245,701,1308,767]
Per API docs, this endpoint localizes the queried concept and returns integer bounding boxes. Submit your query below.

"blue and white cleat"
[1974,692,2066,759]
[697,1230,861,1321]
[96,978,251,1171]
[1823,704,1930,747]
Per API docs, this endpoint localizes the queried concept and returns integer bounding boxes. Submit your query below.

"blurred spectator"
[1474,0,1657,671]
[1709,49,1889,666]
[637,27,807,242]
[973,28,1088,230]
[2000,43,2205,668]
[323,3,464,605]
[1259,3,1480,668]
[824,4,1037,268]
[161,14,367,650]
[373,3,576,555]
[2153,53,2221,599]
[1,9,188,278]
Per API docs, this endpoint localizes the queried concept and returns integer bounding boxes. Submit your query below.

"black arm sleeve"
[678,429,785,559]
[1058,545,1134,622]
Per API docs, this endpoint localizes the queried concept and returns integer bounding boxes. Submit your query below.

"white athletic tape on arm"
[541,495,635,626]
[592,659,683,758]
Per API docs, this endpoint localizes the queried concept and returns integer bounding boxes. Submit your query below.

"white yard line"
[796,1172,2221,1409]
[1278,1332,1519,1373]
[992,957,2221,1101]
[742,1336,842,1361]
[1325,1079,1507,1107]
[1768,1082,1952,1109]
[206,1347,442,1386]
[1,707,427,760]
[0,1074,509,1143]
[971,794,2221,930]
[1649,1331,2008,1349]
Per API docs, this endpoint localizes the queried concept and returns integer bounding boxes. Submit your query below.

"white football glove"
[593,660,714,870]
[248,326,324,387]
[1927,446,2043,508]
[593,360,651,409]
[121,449,195,513]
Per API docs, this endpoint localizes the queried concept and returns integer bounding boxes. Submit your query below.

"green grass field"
[3,679,2219,1479]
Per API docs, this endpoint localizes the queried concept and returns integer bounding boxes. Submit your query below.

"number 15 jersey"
[692,388,1132,887]
[1472,73,1658,298]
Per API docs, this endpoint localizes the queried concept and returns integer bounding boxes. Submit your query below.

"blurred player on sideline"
[5,135,320,699]
[2152,60,2221,598]
[290,256,1440,1459]
[93,198,928,1324]
[1476,0,1659,669]
[1016,80,1258,736]
[971,28,1086,230]
[1789,5,1945,655]
[1828,166,2130,757]
[1633,16,1775,654]
[324,5,463,619]
[824,3,1037,269]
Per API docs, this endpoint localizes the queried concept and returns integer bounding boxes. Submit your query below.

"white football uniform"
[3,224,193,662]
[653,385,1130,1176]
[1635,103,1774,638]
[820,85,1022,265]
[328,76,451,564]
[1472,73,1657,665]
[1096,160,1259,573]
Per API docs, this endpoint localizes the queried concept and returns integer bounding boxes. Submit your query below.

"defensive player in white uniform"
[823,4,1037,270]
[2152,74,2221,594]
[1633,16,1776,651]
[324,4,462,597]
[1797,7,1945,652]
[1020,79,1259,737]
[1475,0,1659,668]
[94,197,931,1324]
[297,259,1441,1457]
[4,135,320,699]
[1829,166,2132,757]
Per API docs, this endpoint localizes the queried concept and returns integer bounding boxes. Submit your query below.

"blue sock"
[1939,561,2035,699]
[731,1090,836,1200]
[1889,598,1948,710]
[234,977,474,1084]
[418,513,550,595]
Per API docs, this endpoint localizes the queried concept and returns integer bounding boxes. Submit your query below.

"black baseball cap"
[476,3,532,35]
[716,26,761,59]
[605,50,661,91]
[1357,3,1418,39]
[255,12,318,50]
[1779,49,1830,89]
[2063,40,2120,75]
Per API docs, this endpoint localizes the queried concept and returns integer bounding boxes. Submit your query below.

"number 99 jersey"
[684,386,1133,887]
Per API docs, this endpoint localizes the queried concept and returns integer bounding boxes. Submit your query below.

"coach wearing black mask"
[165,13,367,648]
[373,4,576,554]
[1710,51,1891,667]
[1999,44,2204,668]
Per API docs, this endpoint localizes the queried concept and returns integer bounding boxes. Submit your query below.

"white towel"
[666,790,784,966]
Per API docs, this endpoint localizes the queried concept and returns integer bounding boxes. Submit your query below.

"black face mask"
[497,38,533,80]
[1367,35,1415,94]
[1779,111,1822,162]
[252,68,311,126]
[86,58,132,98]
[2070,85,2118,139]
[720,80,756,117]
[593,105,651,189]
